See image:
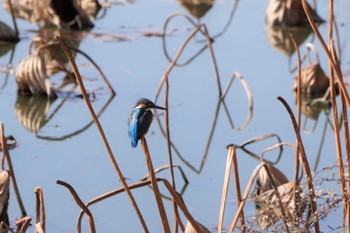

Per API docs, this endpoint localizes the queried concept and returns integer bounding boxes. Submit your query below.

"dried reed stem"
[8,0,19,37]
[218,146,234,233]
[34,187,45,232]
[301,0,350,108]
[277,96,320,232]
[56,35,148,232]
[160,178,204,232]
[163,73,182,232]
[77,180,153,233]
[289,35,302,193]
[329,43,348,218]
[15,216,31,233]
[140,137,171,233]
[56,180,96,233]
[218,146,245,232]
[228,163,265,232]
[0,123,27,216]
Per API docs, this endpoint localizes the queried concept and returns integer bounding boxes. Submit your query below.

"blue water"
[1,0,350,232]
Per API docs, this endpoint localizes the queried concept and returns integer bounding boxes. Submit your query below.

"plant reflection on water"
[0,0,350,232]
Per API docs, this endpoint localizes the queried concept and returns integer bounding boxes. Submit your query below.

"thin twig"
[56,35,148,232]
[289,34,302,192]
[141,138,171,233]
[34,187,45,232]
[0,123,27,216]
[57,180,96,233]
[301,0,350,108]
[277,96,320,232]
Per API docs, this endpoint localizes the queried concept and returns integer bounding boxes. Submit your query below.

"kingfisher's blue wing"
[128,108,153,148]
[129,109,140,148]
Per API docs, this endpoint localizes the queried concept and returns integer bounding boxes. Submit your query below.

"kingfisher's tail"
[131,139,138,148]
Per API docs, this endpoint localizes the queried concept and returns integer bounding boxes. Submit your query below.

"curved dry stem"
[35,42,115,95]
[260,142,296,162]
[76,180,153,233]
[228,163,265,232]
[218,146,245,233]
[0,123,27,217]
[305,43,320,65]
[221,71,253,131]
[141,164,188,184]
[301,0,350,108]
[56,35,148,233]
[328,43,347,210]
[56,180,96,233]
[277,96,319,232]
[34,187,45,232]
[15,216,32,233]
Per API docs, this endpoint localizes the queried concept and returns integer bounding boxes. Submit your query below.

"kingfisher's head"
[133,98,166,111]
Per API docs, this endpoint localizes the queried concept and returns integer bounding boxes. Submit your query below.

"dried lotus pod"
[253,163,289,196]
[15,54,56,98]
[254,181,306,230]
[265,0,324,27]
[293,63,330,98]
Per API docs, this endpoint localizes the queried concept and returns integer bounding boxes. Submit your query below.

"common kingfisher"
[128,98,166,148]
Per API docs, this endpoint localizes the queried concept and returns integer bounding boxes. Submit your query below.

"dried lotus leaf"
[15,54,56,98]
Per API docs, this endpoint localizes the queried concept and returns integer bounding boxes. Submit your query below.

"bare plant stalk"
[56,35,148,232]
[57,180,96,233]
[228,163,265,232]
[34,187,45,232]
[162,72,178,232]
[160,178,204,232]
[277,96,320,232]
[301,0,350,108]
[77,180,153,233]
[8,0,19,36]
[289,35,301,197]
[230,146,245,229]
[329,43,348,222]
[155,24,204,102]
[15,216,31,233]
[0,123,27,216]
[140,137,171,233]
[218,146,234,233]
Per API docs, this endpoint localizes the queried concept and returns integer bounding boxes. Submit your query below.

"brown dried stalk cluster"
[1,0,349,232]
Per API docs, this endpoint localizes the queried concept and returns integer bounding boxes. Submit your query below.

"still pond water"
[1,0,350,232]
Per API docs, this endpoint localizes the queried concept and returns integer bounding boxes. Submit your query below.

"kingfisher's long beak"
[151,104,166,111]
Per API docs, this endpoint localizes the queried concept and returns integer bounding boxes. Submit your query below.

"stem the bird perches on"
[141,137,171,233]
[56,35,149,233]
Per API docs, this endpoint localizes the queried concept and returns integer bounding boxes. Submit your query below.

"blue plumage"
[128,98,166,148]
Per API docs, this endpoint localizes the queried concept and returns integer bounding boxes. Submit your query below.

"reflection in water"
[0,21,19,43]
[15,95,55,133]
[163,1,239,66]
[266,26,313,57]
[177,0,214,19]
[3,0,94,30]
[155,74,253,174]
[14,91,115,140]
